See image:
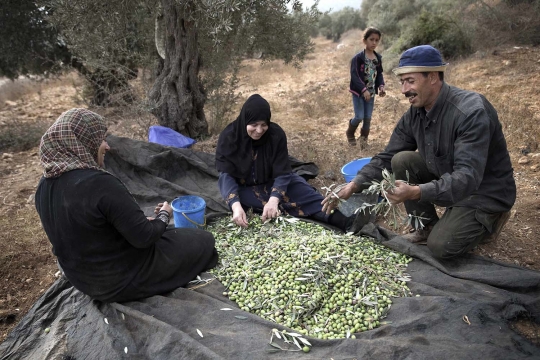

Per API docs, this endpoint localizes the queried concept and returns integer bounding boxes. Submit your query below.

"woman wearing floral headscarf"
[215,95,369,232]
[35,108,218,303]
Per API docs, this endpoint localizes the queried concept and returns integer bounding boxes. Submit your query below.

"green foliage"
[316,7,365,42]
[0,0,70,79]
[360,0,378,24]
[367,0,419,37]
[318,13,333,40]
[469,0,540,47]
[47,0,155,68]
[45,0,154,105]
[399,10,472,59]
[239,4,320,67]
[360,0,539,55]
[360,0,472,56]
[193,1,321,131]
[203,59,242,134]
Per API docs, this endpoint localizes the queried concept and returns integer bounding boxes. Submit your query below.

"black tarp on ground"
[103,135,320,217]
[1,136,539,359]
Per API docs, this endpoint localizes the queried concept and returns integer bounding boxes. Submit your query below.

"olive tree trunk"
[149,0,208,138]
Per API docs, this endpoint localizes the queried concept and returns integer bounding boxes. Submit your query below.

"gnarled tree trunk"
[149,0,208,138]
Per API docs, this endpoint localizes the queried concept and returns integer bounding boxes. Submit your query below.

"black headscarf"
[215,94,291,183]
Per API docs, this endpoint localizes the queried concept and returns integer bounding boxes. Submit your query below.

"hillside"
[0,30,539,342]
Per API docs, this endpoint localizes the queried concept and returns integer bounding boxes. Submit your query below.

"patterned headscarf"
[39,108,107,178]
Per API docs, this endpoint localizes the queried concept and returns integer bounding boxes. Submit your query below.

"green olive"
[207,215,413,340]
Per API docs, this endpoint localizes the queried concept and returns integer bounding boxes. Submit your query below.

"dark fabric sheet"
[1,136,539,359]
[104,135,318,217]
[103,135,230,217]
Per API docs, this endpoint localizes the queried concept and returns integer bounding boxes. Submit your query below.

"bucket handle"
[182,212,206,228]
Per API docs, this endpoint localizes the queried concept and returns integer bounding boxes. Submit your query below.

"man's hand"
[262,196,280,222]
[231,202,248,228]
[384,180,421,205]
[321,182,358,214]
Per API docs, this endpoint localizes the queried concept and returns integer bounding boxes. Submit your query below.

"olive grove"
[45,0,320,137]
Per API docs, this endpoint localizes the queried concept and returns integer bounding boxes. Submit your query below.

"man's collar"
[426,83,450,123]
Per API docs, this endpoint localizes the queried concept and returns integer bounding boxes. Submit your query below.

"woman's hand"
[262,196,280,222]
[363,91,371,101]
[154,201,172,216]
[379,86,386,97]
[231,202,248,228]
[321,182,358,214]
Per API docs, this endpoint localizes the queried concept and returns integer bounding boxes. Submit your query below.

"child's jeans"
[351,94,375,130]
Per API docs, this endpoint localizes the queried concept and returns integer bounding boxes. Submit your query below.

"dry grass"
[448,46,540,153]
[0,74,89,153]
[0,79,39,111]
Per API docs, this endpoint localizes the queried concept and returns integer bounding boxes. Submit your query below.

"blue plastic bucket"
[341,157,372,182]
[171,196,206,229]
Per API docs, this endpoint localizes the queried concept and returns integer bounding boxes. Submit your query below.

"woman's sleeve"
[97,174,167,249]
[271,173,293,201]
[218,172,240,209]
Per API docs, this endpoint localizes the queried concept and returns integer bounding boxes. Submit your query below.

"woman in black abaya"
[35,108,218,303]
[215,94,365,231]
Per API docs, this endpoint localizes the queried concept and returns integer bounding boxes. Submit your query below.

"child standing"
[346,27,386,148]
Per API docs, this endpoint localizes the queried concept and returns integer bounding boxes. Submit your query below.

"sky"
[300,0,362,12]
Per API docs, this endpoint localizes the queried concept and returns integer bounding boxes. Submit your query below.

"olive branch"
[323,169,429,231]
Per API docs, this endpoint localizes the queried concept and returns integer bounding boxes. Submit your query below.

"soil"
[0,31,539,345]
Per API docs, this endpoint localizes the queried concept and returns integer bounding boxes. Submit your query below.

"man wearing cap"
[322,45,515,259]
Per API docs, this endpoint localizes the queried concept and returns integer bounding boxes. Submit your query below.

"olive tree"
[45,0,156,106]
[47,0,320,138]
[0,0,70,79]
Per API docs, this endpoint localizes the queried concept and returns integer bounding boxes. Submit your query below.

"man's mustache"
[404,91,417,98]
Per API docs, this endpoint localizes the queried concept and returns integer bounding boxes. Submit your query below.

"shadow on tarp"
[2,136,539,359]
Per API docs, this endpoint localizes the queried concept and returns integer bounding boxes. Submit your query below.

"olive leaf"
[268,342,285,350]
